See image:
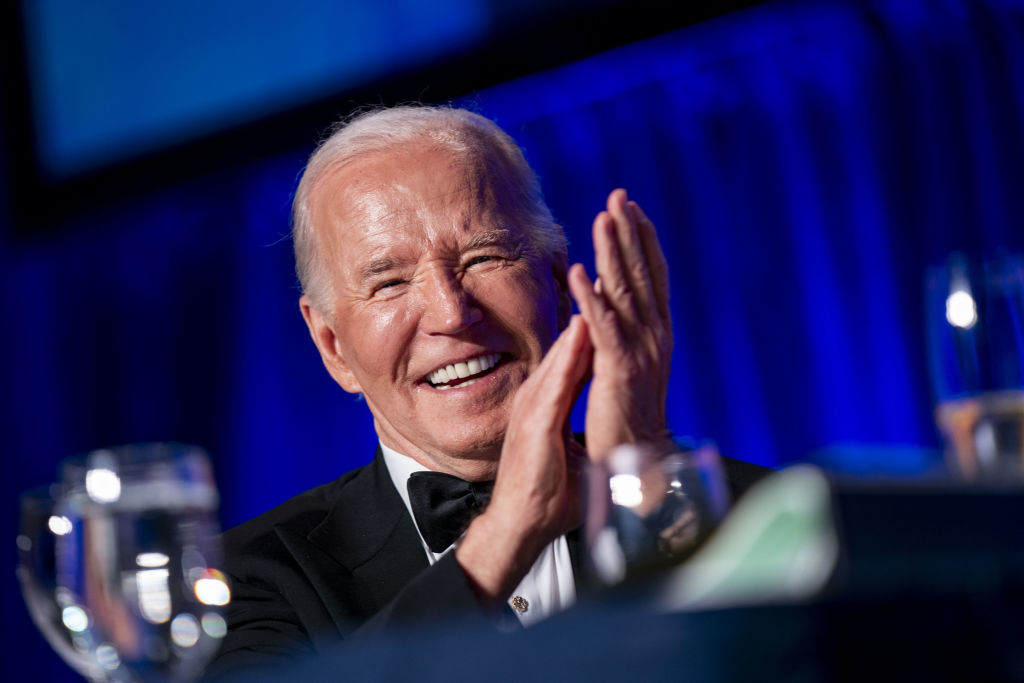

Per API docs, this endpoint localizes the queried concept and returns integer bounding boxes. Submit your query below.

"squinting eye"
[377,279,404,291]
[465,255,494,267]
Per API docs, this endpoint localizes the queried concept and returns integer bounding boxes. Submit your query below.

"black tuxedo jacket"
[206,450,771,677]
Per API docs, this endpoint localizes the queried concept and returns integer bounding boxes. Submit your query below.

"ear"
[550,247,572,330]
[299,294,364,394]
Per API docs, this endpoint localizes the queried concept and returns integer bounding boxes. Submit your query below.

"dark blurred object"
[226,478,1024,682]
[827,481,1024,600]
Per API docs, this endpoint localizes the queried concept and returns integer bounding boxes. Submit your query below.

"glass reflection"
[85,468,122,504]
[928,253,1024,481]
[586,442,731,588]
[136,569,172,624]
[945,289,978,329]
[62,605,89,633]
[19,443,229,681]
[170,614,200,648]
[48,515,73,536]
[200,613,227,639]
[194,569,231,607]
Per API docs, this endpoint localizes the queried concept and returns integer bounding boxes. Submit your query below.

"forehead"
[309,143,526,267]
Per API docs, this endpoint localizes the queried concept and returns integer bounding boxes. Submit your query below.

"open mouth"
[426,353,503,390]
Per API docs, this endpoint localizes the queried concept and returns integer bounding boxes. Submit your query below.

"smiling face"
[300,141,570,479]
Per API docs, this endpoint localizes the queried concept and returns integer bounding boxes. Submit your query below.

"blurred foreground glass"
[18,485,106,681]
[927,253,1024,482]
[584,442,731,587]
[18,443,229,682]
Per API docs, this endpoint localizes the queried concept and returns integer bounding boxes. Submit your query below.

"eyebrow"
[463,229,515,251]
[355,229,520,284]
[358,256,402,284]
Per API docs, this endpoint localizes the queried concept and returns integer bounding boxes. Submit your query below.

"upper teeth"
[427,353,500,386]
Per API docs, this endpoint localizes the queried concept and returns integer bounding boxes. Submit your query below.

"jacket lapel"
[278,449,429,635]
[276,447,603,636]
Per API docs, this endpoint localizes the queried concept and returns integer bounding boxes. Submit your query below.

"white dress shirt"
[380,443,576,627]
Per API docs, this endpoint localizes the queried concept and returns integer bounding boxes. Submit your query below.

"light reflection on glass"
[55,587,74,607]
[201,613,227,639]
[85,468,122,503]
[95,643,121,670]
[61,605,88,632]
[47,515,73,536]
[136,568,172,624]
[945,289,977,329]
[609,473,644,507]
[590,527,627,586]
[135,552,170,568]
[194,569,231,606]
[170,614,201,648]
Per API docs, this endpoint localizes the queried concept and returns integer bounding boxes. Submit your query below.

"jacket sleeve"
[203,531,493,680]
[353,551,495,637]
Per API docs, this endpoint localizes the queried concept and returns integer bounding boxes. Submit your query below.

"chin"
[444,433,505,462]
[435,407,510,452]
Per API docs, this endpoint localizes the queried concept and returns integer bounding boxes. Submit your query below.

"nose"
[420,269,483,335]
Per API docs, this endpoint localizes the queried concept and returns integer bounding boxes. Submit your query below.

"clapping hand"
[456,189,674,607]
[569,189,674,460]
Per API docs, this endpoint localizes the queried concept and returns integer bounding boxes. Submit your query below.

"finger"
[569,262,626,355]
[517,316,591,429]
[561,315,594,400]
[595,194,656,325]
[593,211,639,323]
[605,189,658,319]
[567,316,594,408]
[629,200,671,321]
[569,262,598,324]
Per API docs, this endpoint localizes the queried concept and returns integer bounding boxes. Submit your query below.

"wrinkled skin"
[301,142,673,608]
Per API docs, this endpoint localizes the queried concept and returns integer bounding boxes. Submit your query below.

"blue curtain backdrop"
[3,0,1024,678]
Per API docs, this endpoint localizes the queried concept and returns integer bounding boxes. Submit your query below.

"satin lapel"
[281,449,429,634]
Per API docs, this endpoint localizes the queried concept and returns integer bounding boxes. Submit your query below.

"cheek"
[342,304,417,379]
[365,305,400,333]
[479,268,562,346]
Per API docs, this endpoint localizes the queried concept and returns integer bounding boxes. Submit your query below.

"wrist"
[454,509,543,609]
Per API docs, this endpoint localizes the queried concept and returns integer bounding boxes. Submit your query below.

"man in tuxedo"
[207,106,768,675]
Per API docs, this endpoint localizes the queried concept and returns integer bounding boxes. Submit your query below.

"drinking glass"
[18,485,106,681]
[584,441,731,588]
[38,443,229,682]
[926,253,1024,481]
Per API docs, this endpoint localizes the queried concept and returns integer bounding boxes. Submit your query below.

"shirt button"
[511,596,529,613]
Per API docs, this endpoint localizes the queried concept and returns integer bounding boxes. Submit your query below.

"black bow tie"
[407,472,495,553]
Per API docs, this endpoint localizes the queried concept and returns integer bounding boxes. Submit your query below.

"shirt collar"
[379,442,446,561]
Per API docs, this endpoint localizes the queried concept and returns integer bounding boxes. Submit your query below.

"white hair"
[292,105,566,312]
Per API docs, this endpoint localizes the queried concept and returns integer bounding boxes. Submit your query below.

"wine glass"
[17,485,107,682]
[926,253,1024,482]
[48,443,229,681]
[584,441,731,588]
